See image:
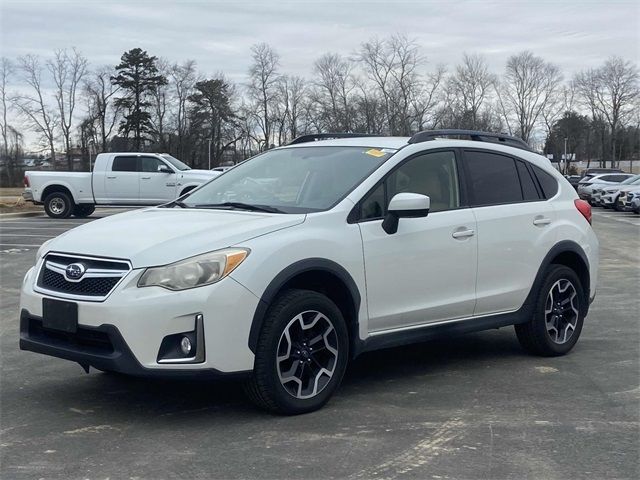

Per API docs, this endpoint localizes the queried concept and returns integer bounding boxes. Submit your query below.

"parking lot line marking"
[0,227,71,230]
[0,234,58,237]
[0,243,41,247]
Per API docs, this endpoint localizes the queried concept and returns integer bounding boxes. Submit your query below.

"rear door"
[462,149,557,316]
[104,155,140,204]
[139,156,178,203]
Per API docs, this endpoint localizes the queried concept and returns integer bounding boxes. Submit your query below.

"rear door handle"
[533,217,552,226]
[452,229,475,239]
[106,176,116,179]
[141,176,151,180]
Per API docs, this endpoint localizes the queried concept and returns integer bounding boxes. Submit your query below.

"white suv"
[19,130,599,414]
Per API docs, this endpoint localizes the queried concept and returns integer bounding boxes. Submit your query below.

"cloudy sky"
[2,0,638,81]
[1,0,638,149]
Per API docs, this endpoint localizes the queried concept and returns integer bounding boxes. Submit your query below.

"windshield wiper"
[193,202,285,213]
[164,199,189,208]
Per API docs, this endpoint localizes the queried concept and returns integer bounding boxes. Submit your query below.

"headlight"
[137,248,249,291]
[36,239,53,262]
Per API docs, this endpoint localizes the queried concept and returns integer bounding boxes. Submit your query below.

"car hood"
[47,208,305,268]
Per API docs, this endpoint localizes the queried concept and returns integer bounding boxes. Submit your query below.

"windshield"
[180,146,395,213]
[621,175,640,185]
[161,154,191,171]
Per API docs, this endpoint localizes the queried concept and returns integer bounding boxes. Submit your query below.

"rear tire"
[515,265,585,357]
[44,191,74,219]
[72,204,95,218]
[244,289,349,415]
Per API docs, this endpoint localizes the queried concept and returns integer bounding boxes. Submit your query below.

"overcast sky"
[2,0,639,82]
[1,0,638,150]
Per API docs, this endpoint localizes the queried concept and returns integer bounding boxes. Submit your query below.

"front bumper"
[19,264,260,375]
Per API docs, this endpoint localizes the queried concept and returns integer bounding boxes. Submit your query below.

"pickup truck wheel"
[44,192,74,219]
[244,289,349,415]
[72,204,95,218]
[515,265,585,357]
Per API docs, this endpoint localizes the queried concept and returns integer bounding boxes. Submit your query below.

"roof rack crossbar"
[289,133,379,145]
[408,129,532,151]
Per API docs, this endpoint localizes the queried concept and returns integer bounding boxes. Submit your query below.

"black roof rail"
[289,133,379,145]
[408,129,532,152]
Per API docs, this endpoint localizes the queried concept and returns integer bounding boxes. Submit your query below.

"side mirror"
[158,165,174,174]
[382,193,430,234]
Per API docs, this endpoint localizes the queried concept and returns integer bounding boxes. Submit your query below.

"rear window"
[531,165,558,198]
[516,160,542,201]
[464,151,522,206]
[112,156,138,172]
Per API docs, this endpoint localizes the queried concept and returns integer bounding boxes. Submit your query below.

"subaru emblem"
[65,263,86,280]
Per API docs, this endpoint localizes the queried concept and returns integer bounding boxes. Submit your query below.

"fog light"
[180,336,192,356]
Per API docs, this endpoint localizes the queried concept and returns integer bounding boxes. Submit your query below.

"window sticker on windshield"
[365,149,387,158]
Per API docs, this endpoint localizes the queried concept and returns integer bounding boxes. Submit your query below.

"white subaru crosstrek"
[19,130,598,414]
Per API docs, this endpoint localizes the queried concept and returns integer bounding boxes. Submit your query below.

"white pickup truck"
[23,153,220,218]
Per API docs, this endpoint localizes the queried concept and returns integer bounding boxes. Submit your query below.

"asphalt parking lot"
[1,208,639,479]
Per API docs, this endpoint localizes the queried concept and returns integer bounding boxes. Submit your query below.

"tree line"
[1,35,639,185]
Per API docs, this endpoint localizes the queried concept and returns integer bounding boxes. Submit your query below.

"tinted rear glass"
[531,165,558,198]
[464,151,523,206]
[516,160,541,201]
[112,156,138,172]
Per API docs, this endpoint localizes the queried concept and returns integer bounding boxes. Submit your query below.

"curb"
[0,211,43,219]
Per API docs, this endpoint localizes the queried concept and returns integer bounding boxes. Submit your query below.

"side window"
[360,182,385,220]
[386,151,460,213]
[112,156,138,172]
[516,160,541,201]
[464,151,522,206]
[140,157,166,173]
[531,165,559,199]
[610,174,630,182]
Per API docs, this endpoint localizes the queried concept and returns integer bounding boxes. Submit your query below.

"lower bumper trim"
[19,309,249,379]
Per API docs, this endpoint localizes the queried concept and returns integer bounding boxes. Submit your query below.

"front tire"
[44,191,74,219]
[515,265,585,356]
[244,289,349,415]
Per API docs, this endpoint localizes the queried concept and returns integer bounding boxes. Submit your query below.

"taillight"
[23,175,30,188]
[574,199,592,224]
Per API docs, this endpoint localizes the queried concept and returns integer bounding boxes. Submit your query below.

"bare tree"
[358,35,423,135]
[149,58,171,151]
[13,54,58,164]
[247,43,280,150]
[48,48,88,169]
[412,64,447,130]
[169,60,197,159]
[313,53,355,131]
[0,57,13,160]
[498,51,563,142]
[447,53,496,129]
[576,57,639,165]
[84,66,121,152]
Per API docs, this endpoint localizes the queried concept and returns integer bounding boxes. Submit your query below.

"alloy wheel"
[276,310,339,399]
[545,279,580,344]
[50,197,66,215]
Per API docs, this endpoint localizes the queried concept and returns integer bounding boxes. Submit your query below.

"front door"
[138,156,177,203]
[357,150,478,333]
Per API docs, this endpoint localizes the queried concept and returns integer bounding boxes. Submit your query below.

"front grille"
[36,253,130,300]
[42,268,120,296]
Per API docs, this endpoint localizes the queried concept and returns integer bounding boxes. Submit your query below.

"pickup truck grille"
[36,253,131,301]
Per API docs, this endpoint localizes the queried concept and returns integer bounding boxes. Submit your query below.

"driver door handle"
[452,229,475,239]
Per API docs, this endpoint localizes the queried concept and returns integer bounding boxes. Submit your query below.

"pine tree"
[111,48,166,150]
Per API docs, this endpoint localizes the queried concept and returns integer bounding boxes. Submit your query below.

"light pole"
[208,139,212,170]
